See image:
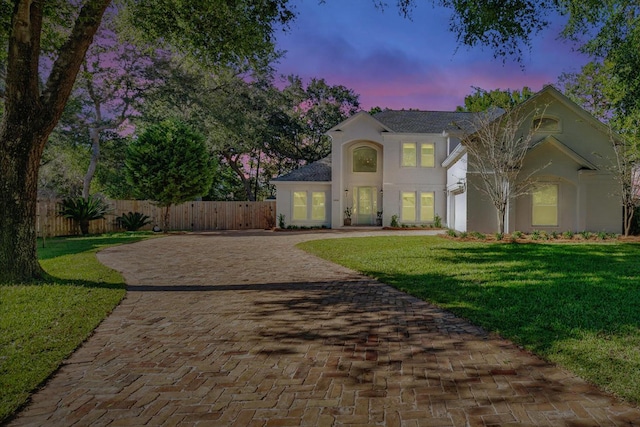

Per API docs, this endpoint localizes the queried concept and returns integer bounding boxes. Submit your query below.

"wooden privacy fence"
[36,199,277,237]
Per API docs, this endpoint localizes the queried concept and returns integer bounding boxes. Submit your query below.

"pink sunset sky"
[274,0,589,111]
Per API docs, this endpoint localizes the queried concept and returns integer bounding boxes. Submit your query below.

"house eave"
[442,143,467,168]
[327,111,394,133]
[271,180,332,184]
[530,135,598,170]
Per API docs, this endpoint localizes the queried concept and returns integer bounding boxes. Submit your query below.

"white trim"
[442,143,466,168]
[529,135,598,170]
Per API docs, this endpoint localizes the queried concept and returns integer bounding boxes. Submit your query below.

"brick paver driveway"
[10,230,640,426]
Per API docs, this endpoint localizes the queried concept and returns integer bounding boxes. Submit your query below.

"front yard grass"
[299,236,640,404]
[0,233,150,423]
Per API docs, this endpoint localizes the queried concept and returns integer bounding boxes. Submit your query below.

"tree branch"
[41,0,110,130]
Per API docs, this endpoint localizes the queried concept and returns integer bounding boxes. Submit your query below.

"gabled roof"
[271,155,332,182]
[520,85,617,140]
[373,110,478,133]
[529,135,598,170]
[328,111,393,133]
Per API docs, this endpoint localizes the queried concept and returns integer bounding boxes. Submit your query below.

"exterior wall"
[582,171,622,233]
[274,182,332,228]
[465,173,499,233]
[329,114,387,227]
[380,133,448,226]
[277,89,622,233]
[445,152,468,231]
[457,90,621,234]
[342,141,383,225]
[514,178,578,232]
[515,143,583,233]
[329,113,448,227]
[528,92,617,168]
[511,94,621,233]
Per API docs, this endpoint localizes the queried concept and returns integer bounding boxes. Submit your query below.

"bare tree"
[77,12,158,200]
[460,104,545,233]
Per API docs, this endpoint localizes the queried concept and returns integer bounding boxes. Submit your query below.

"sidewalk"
[9,230,640,426]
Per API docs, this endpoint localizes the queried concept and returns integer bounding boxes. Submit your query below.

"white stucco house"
[272,86,622,234]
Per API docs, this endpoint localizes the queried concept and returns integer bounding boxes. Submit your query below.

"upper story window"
[533,117,561,132]
[402,143,417,167]
[421,143,435,167]
[403,142,435,167]
[353,146,377,172]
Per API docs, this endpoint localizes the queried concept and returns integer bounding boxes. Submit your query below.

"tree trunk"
[0,128,48,282]
[497,208,506,235]
[79,219,90,235]
[83,127,101,200]
[162,205,171,233]
[226,154,256,201]
[623,202,633,236]
[0,0,111,282]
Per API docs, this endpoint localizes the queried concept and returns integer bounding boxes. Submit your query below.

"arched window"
[353,146,377,172]
[533,117,561,132]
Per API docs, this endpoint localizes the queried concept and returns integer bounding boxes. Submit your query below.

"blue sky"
[275,0,589,111]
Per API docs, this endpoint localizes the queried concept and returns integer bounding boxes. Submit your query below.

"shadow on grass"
[37,234,149,261]
[356,242,640,355]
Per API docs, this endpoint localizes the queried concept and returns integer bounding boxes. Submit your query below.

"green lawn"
[0,233,150,423]
[299,236,640,404]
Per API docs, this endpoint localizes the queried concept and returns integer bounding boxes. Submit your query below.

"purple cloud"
[275,0,589,111]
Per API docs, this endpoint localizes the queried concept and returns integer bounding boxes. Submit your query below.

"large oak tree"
[0,0,294,282]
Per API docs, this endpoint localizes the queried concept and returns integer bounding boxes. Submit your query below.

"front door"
[353,186,377,225]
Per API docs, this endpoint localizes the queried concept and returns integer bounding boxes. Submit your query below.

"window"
[403,142,435,167]
[311,192,326,221]
[421,143,435,168]
[353,147,377,172]
[293,191,307,220]
[420,192,435,222]
[402,143,416,167]
[402,192,416,222]
[533,117,560,132]
[293,191,326,221]
[402,192,435,223]
[532,184,558,226]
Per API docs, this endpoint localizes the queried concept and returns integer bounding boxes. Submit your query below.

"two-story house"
[272,86,622,233]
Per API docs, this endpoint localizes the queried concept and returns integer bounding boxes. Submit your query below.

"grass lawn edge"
[0,233,152,423]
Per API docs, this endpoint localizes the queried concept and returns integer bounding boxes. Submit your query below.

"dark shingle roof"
[373,110,478,133]
[271,155,332,182]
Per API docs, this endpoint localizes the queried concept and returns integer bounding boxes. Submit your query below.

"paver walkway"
[9,230,640,426]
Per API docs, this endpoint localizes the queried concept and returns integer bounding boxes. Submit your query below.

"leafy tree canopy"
[115,0,294,70]
[125,119,213,208]
[0,0,296,281]
[425,1,640,113]
[456,86,534,112]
